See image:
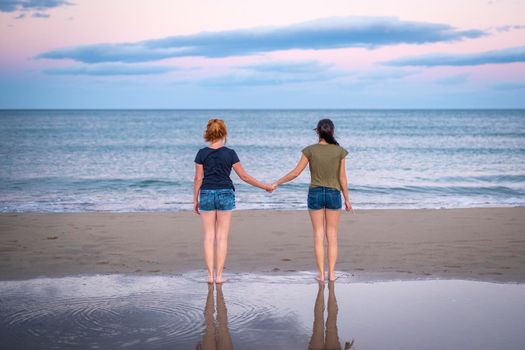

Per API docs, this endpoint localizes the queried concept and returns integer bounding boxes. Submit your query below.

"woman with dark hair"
[273,119,352,281]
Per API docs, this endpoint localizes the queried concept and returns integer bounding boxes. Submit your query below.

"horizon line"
[1,108,525,111]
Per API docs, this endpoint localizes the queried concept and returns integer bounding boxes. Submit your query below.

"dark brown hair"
[315,118,339,145]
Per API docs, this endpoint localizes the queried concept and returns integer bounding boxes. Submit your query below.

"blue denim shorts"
[199,189,235,211]
[307,186,342,210]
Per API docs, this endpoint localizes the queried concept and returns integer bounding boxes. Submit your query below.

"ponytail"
[315,119,339,145]
[204,118,228,142]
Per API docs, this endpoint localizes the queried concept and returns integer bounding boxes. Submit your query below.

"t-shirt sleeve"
[194,149,203,164]
[340,147,349,159]
[301,146,312,160]
[231,149,240,164]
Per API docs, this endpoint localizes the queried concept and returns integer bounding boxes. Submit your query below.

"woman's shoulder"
[336,144,349,157]
[222,146,237,154]
[223,147,240,162]
[303,143,318,150]
[195,146,209,155]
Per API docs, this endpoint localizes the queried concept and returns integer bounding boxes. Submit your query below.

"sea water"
[0,273,524,349]
[1,109,524,211]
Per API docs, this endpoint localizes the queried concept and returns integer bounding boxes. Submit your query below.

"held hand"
[264,183,275,193]
[345,199,353,212]
[193,201,200,215]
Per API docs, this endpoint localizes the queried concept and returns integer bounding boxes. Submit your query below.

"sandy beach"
[0,207,524,282]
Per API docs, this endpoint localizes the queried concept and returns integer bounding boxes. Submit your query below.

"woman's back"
[302,143,348,191]
[195,146,239,190]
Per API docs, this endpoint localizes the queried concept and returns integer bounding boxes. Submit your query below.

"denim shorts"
[199,188,235,211]
[307,186,342,210]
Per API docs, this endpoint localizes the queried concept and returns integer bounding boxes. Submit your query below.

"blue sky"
[0,0,524,108]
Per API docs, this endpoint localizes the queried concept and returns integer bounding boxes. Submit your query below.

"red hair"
[204,118,227,142]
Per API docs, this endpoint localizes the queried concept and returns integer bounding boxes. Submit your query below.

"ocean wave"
[351,184,524,197]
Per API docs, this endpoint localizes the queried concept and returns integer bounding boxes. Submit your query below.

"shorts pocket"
[199,192,214,211]
[326,190,342,210]
[217,190,235,210]
[307,189,322,210]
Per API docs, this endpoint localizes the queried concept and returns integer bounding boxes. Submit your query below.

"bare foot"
[329,273,337,282]
[315,273,325,282]
[207,274,214,284]
[215,275,225,284]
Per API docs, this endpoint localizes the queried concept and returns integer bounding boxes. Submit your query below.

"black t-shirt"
[194,146,240,190]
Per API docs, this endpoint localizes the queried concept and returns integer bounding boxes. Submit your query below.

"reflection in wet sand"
[1,274,524,349]
[197,283,234,350]
[309,282,354,350]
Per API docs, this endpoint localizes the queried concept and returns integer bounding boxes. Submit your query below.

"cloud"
[239,60,334,73]
[199,74,327,87]
[435,73,470,85]
[357,68,416,82]
[384,45,525,66]
[0,0,73,12]
[32,12,50,18]
[44,64,177,76]
[36,16,486,63]
[198,60,345,87]
[492,82,525,90]
[340,68,417,89]
[495,24,525,32]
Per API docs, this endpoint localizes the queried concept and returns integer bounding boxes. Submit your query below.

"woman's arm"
[274,154,309,186]
[339,158,353,212]
[232,162,273,191]
[193,164,204,214]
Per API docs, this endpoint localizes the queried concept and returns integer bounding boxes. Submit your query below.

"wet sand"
[0,208,524,282]
[1,274,524,349]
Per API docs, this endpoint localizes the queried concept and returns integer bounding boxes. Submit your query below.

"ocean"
[0,109,523,212]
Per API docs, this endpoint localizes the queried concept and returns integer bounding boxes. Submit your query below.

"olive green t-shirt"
[302,143,348,191]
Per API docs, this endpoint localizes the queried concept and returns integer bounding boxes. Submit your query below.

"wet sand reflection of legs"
[197,284,233,350]
[309,281,354,350]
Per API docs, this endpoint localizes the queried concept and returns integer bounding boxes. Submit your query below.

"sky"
[0,0,524,108]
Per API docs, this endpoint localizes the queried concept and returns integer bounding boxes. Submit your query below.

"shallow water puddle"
[1,273,524,349]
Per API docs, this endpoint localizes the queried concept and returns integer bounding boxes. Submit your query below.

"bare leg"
[309,209,326,281]
[201,211,217,283]
[215,210,232,283]
[325,209,341,281]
